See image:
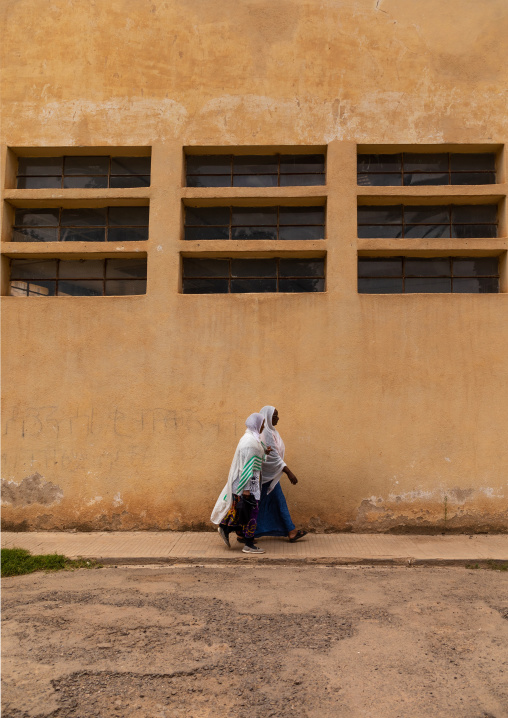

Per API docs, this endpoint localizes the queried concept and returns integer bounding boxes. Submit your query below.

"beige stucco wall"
[1,0,507,532]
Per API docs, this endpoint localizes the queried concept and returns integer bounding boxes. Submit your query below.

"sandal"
[288,529,307,543]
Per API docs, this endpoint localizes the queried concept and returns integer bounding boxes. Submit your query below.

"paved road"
[2,564,508,718]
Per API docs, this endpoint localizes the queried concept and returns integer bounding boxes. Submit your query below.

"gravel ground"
[2,563,508,718]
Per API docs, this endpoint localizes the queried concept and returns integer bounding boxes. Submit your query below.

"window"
[357,153,496,186]
[16,156,151,189]
[9,258,147,296]
[182,257,325,293]
[357,205,497,239]
[358,257,499,293]
[12,206,149,243]
[184,206,325,241]
[186,154,325,187]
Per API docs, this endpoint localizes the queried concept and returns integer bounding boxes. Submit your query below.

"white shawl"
[211,416,266,525]
[259,405,287,493]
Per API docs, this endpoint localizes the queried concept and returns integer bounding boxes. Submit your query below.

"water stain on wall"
[1,473,63,507]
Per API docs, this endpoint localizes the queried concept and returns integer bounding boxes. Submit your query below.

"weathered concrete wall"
[1,0,507,531]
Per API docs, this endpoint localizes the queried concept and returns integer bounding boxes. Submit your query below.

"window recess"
[357,153,496,186]
[182,257,325,293]
[12,206,149,243]
[357,205,498,239]
[184,206,325,241]
[186,154,325,187]
[16,156,151,189]
[358,256,499,294]
[9,258,147,296]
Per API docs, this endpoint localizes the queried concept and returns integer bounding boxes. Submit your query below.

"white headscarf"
[245,412,264,442]
[259,405,287,491]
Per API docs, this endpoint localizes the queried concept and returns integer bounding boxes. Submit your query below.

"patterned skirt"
[220,494,259,540]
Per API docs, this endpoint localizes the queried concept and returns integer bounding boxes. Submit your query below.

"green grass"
[466,560,508,571]
[1,547,101,577]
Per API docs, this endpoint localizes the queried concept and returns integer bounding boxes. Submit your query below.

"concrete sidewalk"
[2,531,508,565]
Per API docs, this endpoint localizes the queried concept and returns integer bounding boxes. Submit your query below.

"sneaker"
[218,525,230,549]
[242,544,265,554]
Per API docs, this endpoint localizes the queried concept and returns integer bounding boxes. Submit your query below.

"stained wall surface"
[1,0,507,532]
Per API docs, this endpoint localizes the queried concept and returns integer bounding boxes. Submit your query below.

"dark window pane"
[187,175,232,187]
[357,225,403,239]
[110,157,151,175]
[60,208,107,226]
[279,259,325,277]
[357,206,403,224]
[357,173,402,186]
[405,258,451,277]
[59,260,105,279]
[110,175,151,188]
[10,259,58,280]
[453,277,499,293]
[63,176,108,189]
[184,226,230,240]
[105,279,147,295]
[279,277,325,292]
[17,157,63,175]
[58,279,103,296]
[231,278,277,293]
[279,174,326,186]
[404,206,450,223]
[279,207,325,225]
[450,153,496,172]
[278,226,324,240]
[12,227,59,242]
[182,258,229,278]
[451,205,497,223]
[357,154,402,172]
[403,153,448,172]
[15,209,59,226]
[106,259,147,279]
[233,156,278,174]
[232,208,277,226]
[450,172,496,185]
[183,278,229,294]
[404,224,450,239]
[403,172,449,186]
[64,156,109,175]
[232,175,278,187]
[405,278,451,293]
[358,277,403,293]
[108,206,149,226]
[279,155,325,173]
[17,280,57,296]
[232,227,278,240]
[452,224,497,238]
[108,227,148,242]
[358,258,403,277]
[186,156,232,174]
[231,259,277,277]
[185,206,230,226]
[60,228,106,242]
[17,176,62,189]
[452,257,499,277]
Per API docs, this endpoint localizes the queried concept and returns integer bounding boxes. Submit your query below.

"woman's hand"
[264,445,273,455]
[283,466,298,485]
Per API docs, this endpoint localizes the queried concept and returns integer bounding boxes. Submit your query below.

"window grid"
[357,152,496,186]
[16,156,151,189]
[186,154,325,187]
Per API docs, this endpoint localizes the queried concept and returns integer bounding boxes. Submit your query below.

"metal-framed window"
[16,156,151,189]
[9,258,147,296]
[182,257,325,293]
[12,206,149,243]
[358,256,499,293]
[357,153,496,186]
[186,154,325,187]
[184,206,325,241]
[357,204,498,239]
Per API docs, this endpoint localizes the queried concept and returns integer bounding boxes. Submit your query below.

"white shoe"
[242,544,265,554]
[218,526,230,549]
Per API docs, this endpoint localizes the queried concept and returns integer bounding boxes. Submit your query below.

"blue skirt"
[255,481,296,537]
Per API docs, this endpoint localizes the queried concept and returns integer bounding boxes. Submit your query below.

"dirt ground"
[2,563,508,718]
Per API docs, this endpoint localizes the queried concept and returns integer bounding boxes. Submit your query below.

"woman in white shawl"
[251,405,307,542]
[211,412,272,555]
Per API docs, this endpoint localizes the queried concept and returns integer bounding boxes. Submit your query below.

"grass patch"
[466,561,508,571]
[1,547,102,577]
